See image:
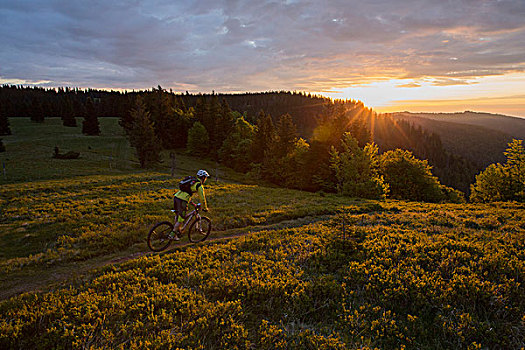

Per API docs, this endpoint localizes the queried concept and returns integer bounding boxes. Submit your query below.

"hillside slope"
[1,198,524,349]
[390,111,525,167]
[392,111,525,138]
[1,117,524,348]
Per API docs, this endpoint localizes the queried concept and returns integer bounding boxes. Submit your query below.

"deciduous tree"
[330,133,388,199]
[219,116,255,172]
[379,149,444,202]
[470,139,525,202]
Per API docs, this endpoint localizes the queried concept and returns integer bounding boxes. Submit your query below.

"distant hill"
[389,111,525,168]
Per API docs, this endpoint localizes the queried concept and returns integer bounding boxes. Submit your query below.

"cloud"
[431,78,477,86]
[1,0,525,92]
[397,82,421,88]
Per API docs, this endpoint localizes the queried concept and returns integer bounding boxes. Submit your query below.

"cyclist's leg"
[173,198,188,233]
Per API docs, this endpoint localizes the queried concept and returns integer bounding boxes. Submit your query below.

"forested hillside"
[392,111,525,137]
[391,112,525,168]
[1,85,482,195]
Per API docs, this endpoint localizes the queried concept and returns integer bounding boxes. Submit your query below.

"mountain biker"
[172,169,210,239]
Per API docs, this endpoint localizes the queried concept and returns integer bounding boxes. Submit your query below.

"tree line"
[0,85,104,135]
[3,84,522,203]
[117,87,465,202]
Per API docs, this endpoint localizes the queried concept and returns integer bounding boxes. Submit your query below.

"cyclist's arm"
[197,185,208,211]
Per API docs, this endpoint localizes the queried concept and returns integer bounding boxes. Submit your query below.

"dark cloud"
[1,0,524,91]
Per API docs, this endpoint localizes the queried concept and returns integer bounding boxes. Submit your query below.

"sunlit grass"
[1,200,524,348]
[1,116,524,348]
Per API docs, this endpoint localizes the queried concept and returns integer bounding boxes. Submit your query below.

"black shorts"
[174,197,188,219]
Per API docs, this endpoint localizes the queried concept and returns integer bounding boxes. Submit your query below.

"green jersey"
[174,181,208,210]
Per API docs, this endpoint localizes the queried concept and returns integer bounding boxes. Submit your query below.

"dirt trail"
[1,214,330,301]
[107,228,251,265]
[0,231,249,301]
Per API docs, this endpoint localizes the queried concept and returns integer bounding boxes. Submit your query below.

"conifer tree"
[73,98,85,121]
[202,96,221,158]
[302,139,335,192]
[504,139,525,188]
[147,86,176,148]
[262,113,299,183]
[61,97,77,127]
[128,97,161,168]
[215,99,235,149]
[193,96,207,125]
[119,95,135,135]
[82,97,101,135]
[250,111,275,164]
[275,113,297,157]
[0,102,11,135]
[281,137,310,189]
[29,98,45,123]
[187,122,210,156]
[169,105,193,148]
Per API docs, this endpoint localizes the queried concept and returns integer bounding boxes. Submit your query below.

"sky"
[1,0,525,117]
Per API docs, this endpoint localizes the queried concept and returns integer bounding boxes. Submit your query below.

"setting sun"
[318,73,525,117]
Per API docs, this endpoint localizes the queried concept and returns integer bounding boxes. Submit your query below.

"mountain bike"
[147,201,212,252]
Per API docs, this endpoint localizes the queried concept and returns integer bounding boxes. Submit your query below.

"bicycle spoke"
[188,216,211,243]
[147,222,174,252]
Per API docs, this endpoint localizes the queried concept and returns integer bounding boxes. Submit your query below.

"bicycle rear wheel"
[188,216,212,243]
[147,221,174,252]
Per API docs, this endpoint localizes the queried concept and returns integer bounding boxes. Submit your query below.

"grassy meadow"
[1,117,524,349]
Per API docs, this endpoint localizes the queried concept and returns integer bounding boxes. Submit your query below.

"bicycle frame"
[148,201,210,252]
[173,202,201,232]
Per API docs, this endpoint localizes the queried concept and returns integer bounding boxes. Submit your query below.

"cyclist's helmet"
[197,169,210,178]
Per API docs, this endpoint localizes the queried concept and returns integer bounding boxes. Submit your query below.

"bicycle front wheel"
[188,216,212,243]
[147,221,174,252]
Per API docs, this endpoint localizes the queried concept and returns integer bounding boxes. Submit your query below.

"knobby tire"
[147,221,174,252]
[188,216,212,243]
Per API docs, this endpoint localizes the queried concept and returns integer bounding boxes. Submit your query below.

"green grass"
[0,117,360,287]
[0,117,245,184]
[0,118,135,182]
[1,201,524,349]
[1,116,524,349]
[0,171,382,272]
[0,117,371,269]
